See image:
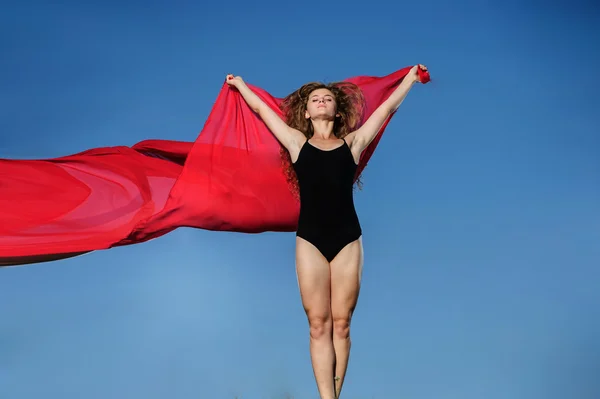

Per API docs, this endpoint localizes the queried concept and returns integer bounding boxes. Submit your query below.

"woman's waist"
[297,207,360,230]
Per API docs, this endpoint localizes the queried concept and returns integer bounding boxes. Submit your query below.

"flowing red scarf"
[0,66,430,266]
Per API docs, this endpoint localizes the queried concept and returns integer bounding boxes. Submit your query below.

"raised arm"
[226,75,305,153]
[349,64,427,156]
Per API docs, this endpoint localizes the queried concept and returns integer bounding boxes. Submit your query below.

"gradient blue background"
[1,1,599,398]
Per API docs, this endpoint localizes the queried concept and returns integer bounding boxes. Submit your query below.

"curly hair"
[279,81,366,200]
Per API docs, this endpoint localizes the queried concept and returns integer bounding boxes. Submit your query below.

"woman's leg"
[329,237,364,398]
[296,237,336,399]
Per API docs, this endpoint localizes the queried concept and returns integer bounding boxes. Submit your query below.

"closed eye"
[311,96,334,102]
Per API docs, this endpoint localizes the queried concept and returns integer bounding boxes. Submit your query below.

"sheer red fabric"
[0,66,430,266]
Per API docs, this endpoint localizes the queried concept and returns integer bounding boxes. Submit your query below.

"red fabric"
[0,66,429,266]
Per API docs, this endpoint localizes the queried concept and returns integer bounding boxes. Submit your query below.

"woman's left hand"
[409,64,428,83]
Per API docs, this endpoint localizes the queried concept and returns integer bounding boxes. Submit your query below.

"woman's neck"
[310,120,335,140]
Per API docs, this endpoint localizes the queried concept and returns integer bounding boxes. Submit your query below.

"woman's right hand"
[226,74,244,87]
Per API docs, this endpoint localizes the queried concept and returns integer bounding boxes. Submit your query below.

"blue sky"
[1,1,599,398]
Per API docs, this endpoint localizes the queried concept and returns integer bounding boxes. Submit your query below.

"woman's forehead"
[309,88,335,98]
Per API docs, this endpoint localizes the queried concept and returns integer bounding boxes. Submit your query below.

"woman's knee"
[308,313,332,339]
[333,316,351,340]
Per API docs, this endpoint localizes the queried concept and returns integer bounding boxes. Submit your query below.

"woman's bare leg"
[296,237,336,399]
[330,237,363,398]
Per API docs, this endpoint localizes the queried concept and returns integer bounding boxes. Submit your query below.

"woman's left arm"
[349,64,427,154]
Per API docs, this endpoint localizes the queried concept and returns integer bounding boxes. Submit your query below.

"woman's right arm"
[226,75,304,152]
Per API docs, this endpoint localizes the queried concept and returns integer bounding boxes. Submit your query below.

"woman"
[226,64,427,399]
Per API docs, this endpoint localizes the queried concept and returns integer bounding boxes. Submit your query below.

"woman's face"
[305,88,337,120]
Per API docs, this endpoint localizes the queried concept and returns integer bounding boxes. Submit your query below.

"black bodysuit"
[292,138,362,262]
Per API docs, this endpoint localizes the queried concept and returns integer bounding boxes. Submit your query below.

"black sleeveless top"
[292,138,362,260]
